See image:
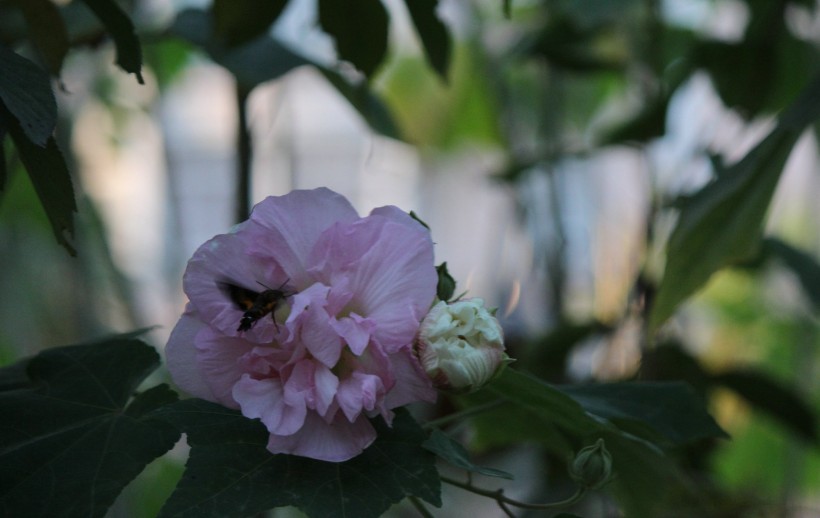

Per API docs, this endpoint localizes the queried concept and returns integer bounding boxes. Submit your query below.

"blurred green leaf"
[649,73,820,332]
[12,0,69,76]
[0,45,56,146]
[403,0,451,81]
[172,9,400,139]
[423,429,514,479]
[211,0,288,47]
[318,0,389,78]
[712,369,818,443]
[0,132,6,191]
[79,0,143,83]
[0,336,180,518]
[761,237,820,311]
[694,34,818,117]
[560,382,728,445]
[155,402,440,518]
[528,320,610,379]
[466,369,718,516]
[4,107,76,255]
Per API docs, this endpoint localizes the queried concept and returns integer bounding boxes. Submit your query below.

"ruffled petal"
[164,306,216,401]
[336,371,386,422]
[265,412,377,462]
[195,326,258,408]
[331,313,376,356]
[383,347,437,409]
[248,188,359,288]
[233,374,307,436]
[307,212,436,352]
[285,360,339,417]
[183,222,289,342]
[285,283,343,368]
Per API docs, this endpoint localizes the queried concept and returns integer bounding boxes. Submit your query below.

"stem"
[441,475,586,510]
[235,84,252,223]
[407,496,434,518]
[422,399,505,430]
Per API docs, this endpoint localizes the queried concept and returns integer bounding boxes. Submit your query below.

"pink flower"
[166,188,438,462]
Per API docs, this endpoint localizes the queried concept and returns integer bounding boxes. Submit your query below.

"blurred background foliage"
[1,0,820,516]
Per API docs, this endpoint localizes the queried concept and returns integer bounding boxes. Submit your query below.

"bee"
[220,279,295,332]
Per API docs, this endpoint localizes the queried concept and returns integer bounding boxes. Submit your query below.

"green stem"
[235,84,252,223]
[422,399,505,430]
[441,475,586,510]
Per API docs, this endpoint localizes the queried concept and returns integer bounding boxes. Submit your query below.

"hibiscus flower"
[166,188,438,462]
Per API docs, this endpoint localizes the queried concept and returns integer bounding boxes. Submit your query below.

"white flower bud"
[416,298,510,393]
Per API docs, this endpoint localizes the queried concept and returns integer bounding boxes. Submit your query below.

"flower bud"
[569,438,613,490]
[416,298,510,393]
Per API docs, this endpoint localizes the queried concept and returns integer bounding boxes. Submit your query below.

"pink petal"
[383,347,437,409]
[310,213,436,353]
[183,222,289,342]
[336,371,386,422]
[286,284,343,368]
[330,313,376,356]
[233,374,307,436]
[195,326,258,408]
[265,412,377,462]
[248,188,359,288]
[164,307,216,401]
[285,360,339,417]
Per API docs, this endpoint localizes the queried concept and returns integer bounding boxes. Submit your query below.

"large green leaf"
[171,9,400,139]
[3,105,76,255]
[463,369,725,517]
[423,429,513,479]
[560,382,728,445]
[12,0,70,76]
[761,237,820,311]
[402,0,451,81]
[0,336,180,518]
[211,0,289,47]
[79,0,143,82]
[712,369,818,443]
[0,45,56,146]
[318,0,389,78]
[155,401,440,518]
[649,73,820,332]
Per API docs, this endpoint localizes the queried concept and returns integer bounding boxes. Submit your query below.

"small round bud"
[569,438,613,490]
[416,298,510,393]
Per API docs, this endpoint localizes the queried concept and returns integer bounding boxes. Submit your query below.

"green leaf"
[712,369,818,442]
[435,262,456,302]
[761,237,820,311]
[79,0,144,83]
[0,336,180,518]
[0,131,6,191]
[403,0,451,81]
[12,0,70,76]
[318,0,389,78]
[465,370,709,516]
[0,45,56,146]
[317,68,401,138]
[171,9,400,139]
[3,105,76,255]
[649,73,820,332]
[560,382,728,445]
[155,402,440,518]
[211,0,289,47]
[423,429,514,479]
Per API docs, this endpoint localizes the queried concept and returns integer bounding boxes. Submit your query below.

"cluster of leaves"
[0,332,727,517]
[484,0,820,512]
[0,0,451,253]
